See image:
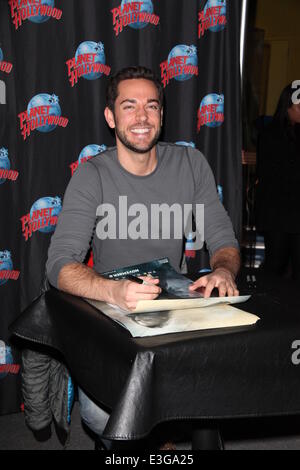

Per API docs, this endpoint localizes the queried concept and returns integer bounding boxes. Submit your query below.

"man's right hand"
[106,276,161,311]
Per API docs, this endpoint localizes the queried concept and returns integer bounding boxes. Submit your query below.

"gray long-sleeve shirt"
[46,142,239,288]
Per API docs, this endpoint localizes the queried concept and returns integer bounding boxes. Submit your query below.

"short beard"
[115,126,161,154]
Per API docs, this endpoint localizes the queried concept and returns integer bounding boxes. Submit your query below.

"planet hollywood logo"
[8,0,62,30]
[0,148,19,184]
[197,93,224,132]
[0,251,20,285]
[18,93,68,140]
[0,48,13,75]
[160,45,198,88]
[198,0,227,39]
[70,144,107,176]
[0,341,20,379]
[20,196,62,241]
[111,0,159,37]
[185,233,196,259]
[66,41,111,88]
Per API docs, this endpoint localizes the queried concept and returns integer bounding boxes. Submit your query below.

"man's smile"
[130,127,152,135]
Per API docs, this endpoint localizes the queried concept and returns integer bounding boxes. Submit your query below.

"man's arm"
[210,246,240,279]
[187,148,241,298]
[189,247,240,298]
[57,262,161,311]
[46,162,161,310]
[57,263,111,301]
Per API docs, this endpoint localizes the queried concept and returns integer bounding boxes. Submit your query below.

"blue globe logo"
[78,144,107,165]
[0,342,14,379]
[0,148,10,186]
[30,196,62,233]
[121,0,153,29]
[217,184,223,203]
[199,93,224,128]
[28,0,55,24]
[175,141,196,148]
[168,45,198,82]
[27,94,61,133]
[75,41,106,81]
[185,232,196,253]
[203,0,226,33]
[0,251,13,287]
[0,48,3,62]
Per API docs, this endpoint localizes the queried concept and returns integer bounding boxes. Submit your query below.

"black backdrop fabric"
[0,0,242,415]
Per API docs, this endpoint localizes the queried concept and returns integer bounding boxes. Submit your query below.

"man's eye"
[148,105,159,110]
[123,105,134,110]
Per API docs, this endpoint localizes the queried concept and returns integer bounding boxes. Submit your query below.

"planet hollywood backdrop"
[0,0,242,414]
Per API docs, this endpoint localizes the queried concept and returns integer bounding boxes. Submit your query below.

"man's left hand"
[189,268,239,298]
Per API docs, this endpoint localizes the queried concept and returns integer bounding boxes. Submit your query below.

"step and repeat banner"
[0,0,242,414]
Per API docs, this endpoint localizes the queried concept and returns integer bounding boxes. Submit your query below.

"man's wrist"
[99,277,115,304]
[209,247,241,281]
[212,266,236,279]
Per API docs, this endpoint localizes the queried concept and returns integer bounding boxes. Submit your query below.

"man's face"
[105,79,163,154]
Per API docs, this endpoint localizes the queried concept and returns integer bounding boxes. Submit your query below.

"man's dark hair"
[106,66,164,111]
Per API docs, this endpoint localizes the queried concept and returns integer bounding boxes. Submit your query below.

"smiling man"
[46,66,240,449]
[105,78,162,156]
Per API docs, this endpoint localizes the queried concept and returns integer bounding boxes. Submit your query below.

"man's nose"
[135,106,148,121]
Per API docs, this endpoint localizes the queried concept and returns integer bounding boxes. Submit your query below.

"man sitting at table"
[46,65,240,449]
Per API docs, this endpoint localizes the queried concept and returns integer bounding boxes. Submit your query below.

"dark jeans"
[263,231,300,280]
[78,388,112,449]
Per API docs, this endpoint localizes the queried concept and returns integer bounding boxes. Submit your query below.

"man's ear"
[104,107,115,129]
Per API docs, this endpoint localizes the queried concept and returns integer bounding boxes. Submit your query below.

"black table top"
[10,269,300,440]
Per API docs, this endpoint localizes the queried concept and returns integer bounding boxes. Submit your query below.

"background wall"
[0,0,242,415]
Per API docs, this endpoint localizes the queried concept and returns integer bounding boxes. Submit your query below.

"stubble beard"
[115,123,162,154]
